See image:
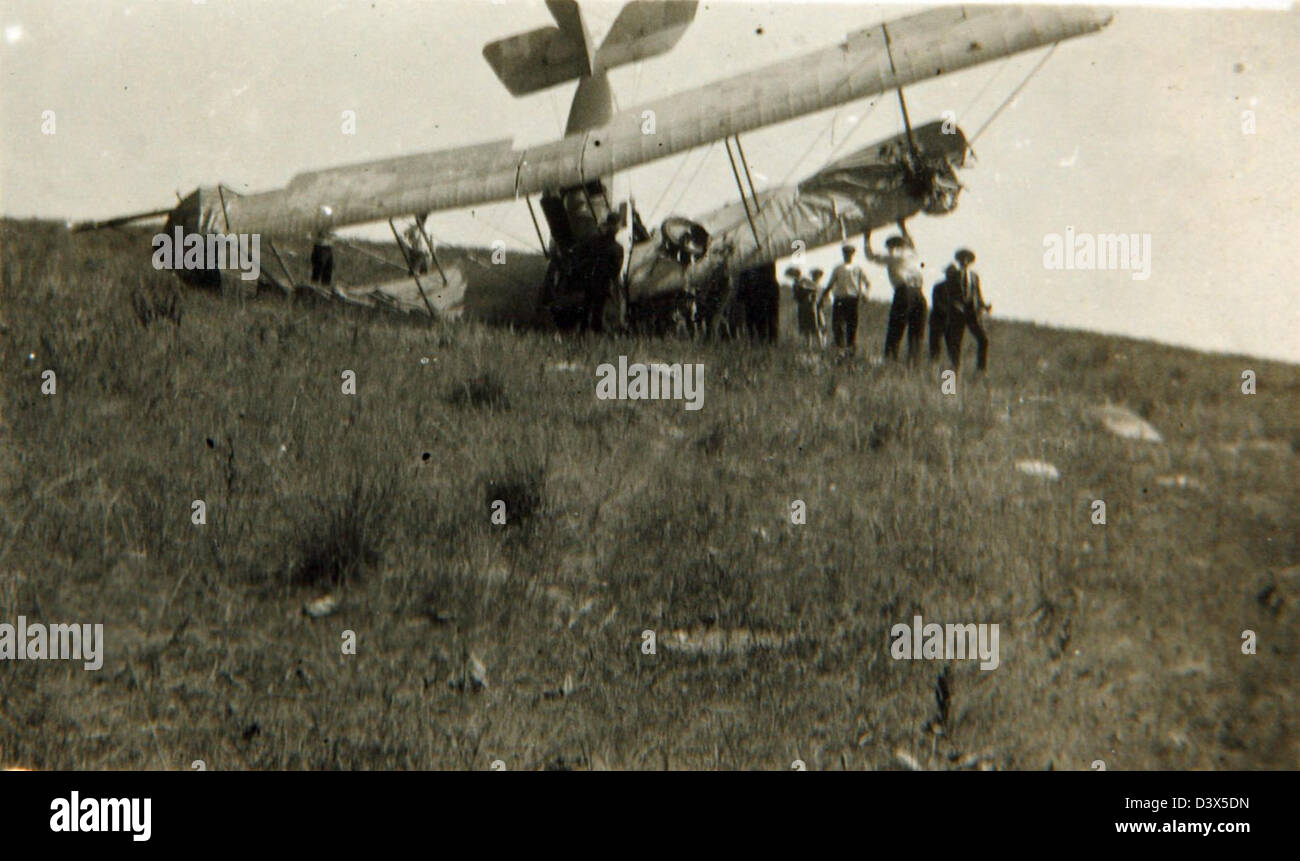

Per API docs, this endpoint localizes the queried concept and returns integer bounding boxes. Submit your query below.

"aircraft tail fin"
[484,1,698,97]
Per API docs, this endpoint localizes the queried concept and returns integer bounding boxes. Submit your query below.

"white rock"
[303,594,338,618]
[1015,459,1060,480]
[1093,405,1163,442]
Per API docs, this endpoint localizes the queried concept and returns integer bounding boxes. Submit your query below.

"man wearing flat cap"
[820,244,869,351]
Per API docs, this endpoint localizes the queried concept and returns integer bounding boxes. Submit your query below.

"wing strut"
[415,218,450,289]
[266,240,299,295]
[724,136,766,259]
[388,218,438,323]
[215,185,234,231]
[733,136,762,206]
[524,195,550,259]
[881,21,919,162]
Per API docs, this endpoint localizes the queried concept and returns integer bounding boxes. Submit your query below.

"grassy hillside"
[1,218,1295,770]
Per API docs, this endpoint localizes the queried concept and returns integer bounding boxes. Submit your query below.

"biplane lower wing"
[194,4,1109,240]
[622,120,967,306]
[340,250,549,324]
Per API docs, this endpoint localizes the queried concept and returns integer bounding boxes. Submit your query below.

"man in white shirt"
[866,226,927,364]
[819,244,869,350]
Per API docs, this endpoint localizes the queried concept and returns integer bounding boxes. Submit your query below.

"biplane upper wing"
[212,4,1111,239]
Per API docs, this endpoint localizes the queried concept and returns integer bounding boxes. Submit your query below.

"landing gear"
[540,241,626,334]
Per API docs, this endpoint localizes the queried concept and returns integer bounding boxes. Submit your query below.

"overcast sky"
[2,0,1297,361]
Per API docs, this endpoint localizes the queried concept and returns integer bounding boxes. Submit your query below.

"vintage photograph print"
[1,0,1295,781]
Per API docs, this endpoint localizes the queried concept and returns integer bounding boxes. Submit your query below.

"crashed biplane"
[75,2,1112,337]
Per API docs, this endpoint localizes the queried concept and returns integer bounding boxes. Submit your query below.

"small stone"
[1015,459,1060,480]
[304,594,338,618]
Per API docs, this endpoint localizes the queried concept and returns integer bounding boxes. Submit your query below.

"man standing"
[787,265,818,346]
[820,244,869,350]
[584,213,625,333]
[808,267,827,348]
[310,228,334,287]
[947,248,990,371]
[866,226,926,363]
[930,263,959,361]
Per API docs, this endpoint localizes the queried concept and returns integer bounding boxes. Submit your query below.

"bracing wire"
[648,147,699,223]
[959,58,1011,128]
[664,141,719,220]
[970,43,1058,146]
[468,206,538,252]
[821,97,882,169]
[750,96,880,229]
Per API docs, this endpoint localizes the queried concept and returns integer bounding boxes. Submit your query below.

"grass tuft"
[290,472,395,589]
[447,373,509,409]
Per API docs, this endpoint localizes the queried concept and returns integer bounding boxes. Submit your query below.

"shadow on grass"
[481,461,545,529]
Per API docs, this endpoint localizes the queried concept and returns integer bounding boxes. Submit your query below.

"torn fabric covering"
[625,120,967,301]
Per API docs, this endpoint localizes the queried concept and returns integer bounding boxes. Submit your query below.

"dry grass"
[0,218,1295,770]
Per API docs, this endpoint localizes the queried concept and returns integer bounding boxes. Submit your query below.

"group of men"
[785,228,990,371]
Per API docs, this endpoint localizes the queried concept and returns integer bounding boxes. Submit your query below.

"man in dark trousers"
[866,227,926,364]
[929,263,959,361]
[310,228,335,287]
[584,214,625,333]
[788,265,820,346]
[946,248,990,371]
[819,244,869,351]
